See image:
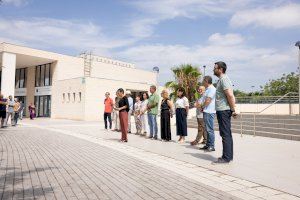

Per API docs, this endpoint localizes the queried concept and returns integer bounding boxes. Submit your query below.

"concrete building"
[0,43,157,121]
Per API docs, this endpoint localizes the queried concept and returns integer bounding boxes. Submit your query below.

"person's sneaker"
[128,131,131,134]
[199,146,208,150]
[153,136,158,140]
[212,158,230,165]
[148,136,153,139]
[204,147,215,152]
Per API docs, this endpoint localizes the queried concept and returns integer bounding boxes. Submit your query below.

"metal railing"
[236,95,299,104]
[239,92,299,137]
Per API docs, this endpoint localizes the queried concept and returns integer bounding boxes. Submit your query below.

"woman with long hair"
[140,92,149,136]
[175,87,189,143]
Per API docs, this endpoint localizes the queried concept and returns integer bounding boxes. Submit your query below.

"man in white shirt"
[5,95,16,127]
[199,76,216,152]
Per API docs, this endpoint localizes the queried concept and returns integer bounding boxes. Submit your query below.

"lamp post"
[295,41,300,115]
[203,65,206,77]
[152,66,159,87]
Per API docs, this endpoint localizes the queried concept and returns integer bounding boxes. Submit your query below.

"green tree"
[165,64,201,103]
[233,89,248,97]
[261,72,299,96]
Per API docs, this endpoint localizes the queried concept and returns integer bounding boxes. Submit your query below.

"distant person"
[126,91,133,133]
[190,86,207,146]
[134,95,142,135]
[18,100,25,120]
[175,87,189,143]
[199,76,216,152]
[114,88,129,142]
[28,103,36,120]
[140,92,149,136]
[213,61,237,164]
[160,90,173,141]
[104,92,114,130]
[147,85,159,140]
[5,95,15,126]
[13,98,21,125]
[113,93,120,132]
[0,94,7,128]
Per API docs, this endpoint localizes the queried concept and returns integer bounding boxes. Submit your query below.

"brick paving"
[0,126,240,200]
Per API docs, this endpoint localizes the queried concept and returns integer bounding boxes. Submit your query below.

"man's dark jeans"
[104,112,112,129]
[216,110,233,162]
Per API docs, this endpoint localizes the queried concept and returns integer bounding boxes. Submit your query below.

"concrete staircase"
[187,114,300,141]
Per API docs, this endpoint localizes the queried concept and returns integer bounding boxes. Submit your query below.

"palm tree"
[165,64,202,104]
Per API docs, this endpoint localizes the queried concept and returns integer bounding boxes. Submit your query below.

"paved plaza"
[0,119,300,200]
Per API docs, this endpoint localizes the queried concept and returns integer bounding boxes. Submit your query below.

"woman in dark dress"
[28,103,36,120]
[160,90,174,141]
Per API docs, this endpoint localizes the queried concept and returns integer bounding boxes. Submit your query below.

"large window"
[15,68,27,88]
[35,63,52,87]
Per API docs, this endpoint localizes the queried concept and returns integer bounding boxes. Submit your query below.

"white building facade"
[0,43,157,121]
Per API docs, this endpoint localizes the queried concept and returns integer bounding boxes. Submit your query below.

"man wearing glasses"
[213,61,237,164]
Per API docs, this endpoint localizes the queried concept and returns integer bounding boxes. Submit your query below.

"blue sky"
[1,0,300,91]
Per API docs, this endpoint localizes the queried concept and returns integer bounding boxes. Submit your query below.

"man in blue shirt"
[199,76,216,152]
[213,61,237,164]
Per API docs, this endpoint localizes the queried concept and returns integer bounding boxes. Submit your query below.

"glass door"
[34,95,51,117]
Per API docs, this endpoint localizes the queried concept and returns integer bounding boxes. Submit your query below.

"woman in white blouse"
[140,92,149,136]
[175,87,189,143]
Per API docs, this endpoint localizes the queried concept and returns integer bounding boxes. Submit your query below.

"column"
[1,52,16,98]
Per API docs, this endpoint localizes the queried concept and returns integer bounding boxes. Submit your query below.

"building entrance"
[34,95,51,117]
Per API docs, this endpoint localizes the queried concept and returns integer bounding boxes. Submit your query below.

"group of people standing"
[103,61,237,164]
[0,95,25,128]
[0,94,37,128]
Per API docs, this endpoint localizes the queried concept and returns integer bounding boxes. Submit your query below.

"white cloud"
[1,0,28,6]
[208,33,244,46]
[127,0,278,39]
[0,18,135,55]
[116,33,297,91]
[230,3,300,29]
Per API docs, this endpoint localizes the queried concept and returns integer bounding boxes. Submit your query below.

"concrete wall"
[25,66,35,117]
[84,77,155,121]
[187,104,300,118]
[53,57,84,81]
[236,104,299,115]
[51,77,85,120]
[91,61,156,85]
[1,52,16,97]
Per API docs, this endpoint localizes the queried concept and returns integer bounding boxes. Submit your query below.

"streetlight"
[152,66,159,87]
[251,85,255,95]
[295,41,300,115]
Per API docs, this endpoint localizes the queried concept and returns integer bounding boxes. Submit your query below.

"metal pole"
[298,48,300,115]
[295,41,300,115]
[253,113,256,137]
[240,113,243,137]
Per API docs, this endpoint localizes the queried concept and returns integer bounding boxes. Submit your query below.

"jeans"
[216,110,233,162]
[14,112,19,125]
[104,112,112,129]
[5,112,15,126]
[147,113,158,138]
[203,112,215,148]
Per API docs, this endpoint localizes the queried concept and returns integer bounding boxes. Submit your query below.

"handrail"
[240,92,298,114]
[239,92,299,137]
